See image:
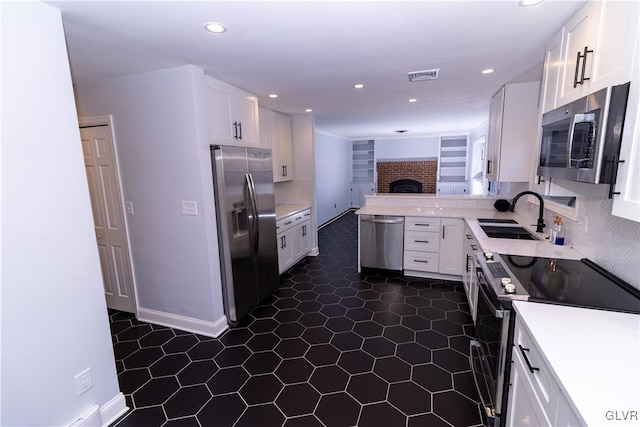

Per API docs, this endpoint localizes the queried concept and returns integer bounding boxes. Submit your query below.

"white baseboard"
[308,247,320,256]
[100,393,128,427]
[137,307,229,338]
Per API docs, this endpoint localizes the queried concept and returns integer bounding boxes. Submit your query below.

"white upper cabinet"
[540,30,565,114]
[486,81,540,183]
[204,75,260,147]
[612,28,640,223]
[555,1,638,107]
[272,111,293,182]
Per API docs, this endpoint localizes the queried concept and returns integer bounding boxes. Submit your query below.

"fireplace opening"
[389,179,423,193]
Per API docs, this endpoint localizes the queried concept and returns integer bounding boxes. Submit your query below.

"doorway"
[79,116,136,313]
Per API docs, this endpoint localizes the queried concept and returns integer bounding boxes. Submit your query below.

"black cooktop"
[501,254,640,314]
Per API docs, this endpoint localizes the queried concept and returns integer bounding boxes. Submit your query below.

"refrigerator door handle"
[245,173,260,255]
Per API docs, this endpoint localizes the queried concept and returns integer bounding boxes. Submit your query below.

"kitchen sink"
[479,225,540,240]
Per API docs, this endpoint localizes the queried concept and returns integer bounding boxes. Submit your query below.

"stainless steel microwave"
[537,82,630,185]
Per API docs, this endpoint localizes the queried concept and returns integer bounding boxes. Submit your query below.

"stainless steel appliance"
[471,252,640,426]
[359,215,404,270]
[211,145,279,325]
[538,82,630,186]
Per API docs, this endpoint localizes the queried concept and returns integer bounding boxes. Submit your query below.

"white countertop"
[276,204,310,220]
[513,301,640,426]
[355,205,584,260]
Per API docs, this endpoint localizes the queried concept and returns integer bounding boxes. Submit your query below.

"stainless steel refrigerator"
[211,145,279,325]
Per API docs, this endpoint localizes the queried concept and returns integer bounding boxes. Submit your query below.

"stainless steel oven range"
[470,251,640,427]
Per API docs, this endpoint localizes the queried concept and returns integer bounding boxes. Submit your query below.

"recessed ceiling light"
[204,22,227,34]
[519,0,543,6]
[354,83,365,89]
[409,98,417,103]
[305,109,313,113]
[482,68,495,74]
[268,94,278,98]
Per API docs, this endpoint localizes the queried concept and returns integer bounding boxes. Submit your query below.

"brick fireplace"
[377,160,438,194]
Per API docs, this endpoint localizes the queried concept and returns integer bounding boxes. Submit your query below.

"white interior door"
[80,123,136,313]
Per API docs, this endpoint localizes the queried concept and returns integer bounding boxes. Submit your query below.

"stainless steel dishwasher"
[359,215,404,270]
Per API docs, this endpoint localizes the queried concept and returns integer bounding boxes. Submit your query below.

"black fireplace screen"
[389,179,423,193]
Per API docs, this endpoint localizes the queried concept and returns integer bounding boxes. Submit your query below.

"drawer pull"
[414,260,429,263]
[518,344,540,374]
[466,234,473,239]
[471,244,478,250]
[415,223,431,227]
[415,240,430,243]
[284,221,292,225]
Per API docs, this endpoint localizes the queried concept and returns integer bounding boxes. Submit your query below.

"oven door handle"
[476,271,504,318]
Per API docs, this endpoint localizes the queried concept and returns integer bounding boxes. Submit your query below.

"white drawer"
[403,250,439,272]
[405,217,441,232]
[404,230,440,252]
[513,319,559,417]
[277,208,311,234]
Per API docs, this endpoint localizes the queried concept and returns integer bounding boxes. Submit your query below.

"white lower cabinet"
[276,209,311,273]
[403,217,463,277]
[508,315,584,426]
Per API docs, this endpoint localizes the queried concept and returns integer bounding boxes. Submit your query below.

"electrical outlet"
[125,201,134,215]
[577,215,589,233]
[181,201,198,216]
[75,368,93,395]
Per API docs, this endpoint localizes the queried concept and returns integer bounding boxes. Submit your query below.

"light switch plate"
[181,201,198,216]
[125,201,134,215]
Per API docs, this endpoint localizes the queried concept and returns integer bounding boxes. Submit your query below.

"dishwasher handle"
[361,216,404,224]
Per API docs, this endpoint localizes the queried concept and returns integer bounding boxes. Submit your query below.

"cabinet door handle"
[471,244,478,250]
[518,345,540,374]
[238,121,243,140]
[302,225,307,236]
[466,234,472,240]
[233,121,239,139]
[466,254,470,273]
[442,225,445,240]
[573,46,594,88]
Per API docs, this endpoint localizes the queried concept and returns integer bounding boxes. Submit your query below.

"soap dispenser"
[555,217,565,246]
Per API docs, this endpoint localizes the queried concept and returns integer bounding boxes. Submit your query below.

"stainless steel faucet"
[509,191,546,232]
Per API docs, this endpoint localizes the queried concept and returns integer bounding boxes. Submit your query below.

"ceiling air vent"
[408,68,440,82]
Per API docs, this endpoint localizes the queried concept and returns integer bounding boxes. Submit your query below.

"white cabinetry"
[403,217,463,277]
[276,209,311,273]
[507,315,585,427]
[486,82,540,184]
[555,1,639,107]
[204,75,259,147]
[350,183,376,208]
[612,29,640,223]
[272,111,293,182]
[436,182,468,195]
[259,108,293,181]
[462,223,479,321]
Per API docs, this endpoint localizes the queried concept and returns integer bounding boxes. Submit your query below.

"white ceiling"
[47,0,585,140]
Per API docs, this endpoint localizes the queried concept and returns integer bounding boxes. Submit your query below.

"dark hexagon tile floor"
[111,212,483,427]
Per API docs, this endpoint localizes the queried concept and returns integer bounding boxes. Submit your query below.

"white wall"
[1,2,125,425]
[375,136,440,160]
[74,65,226,335]
[314,132,352,225]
